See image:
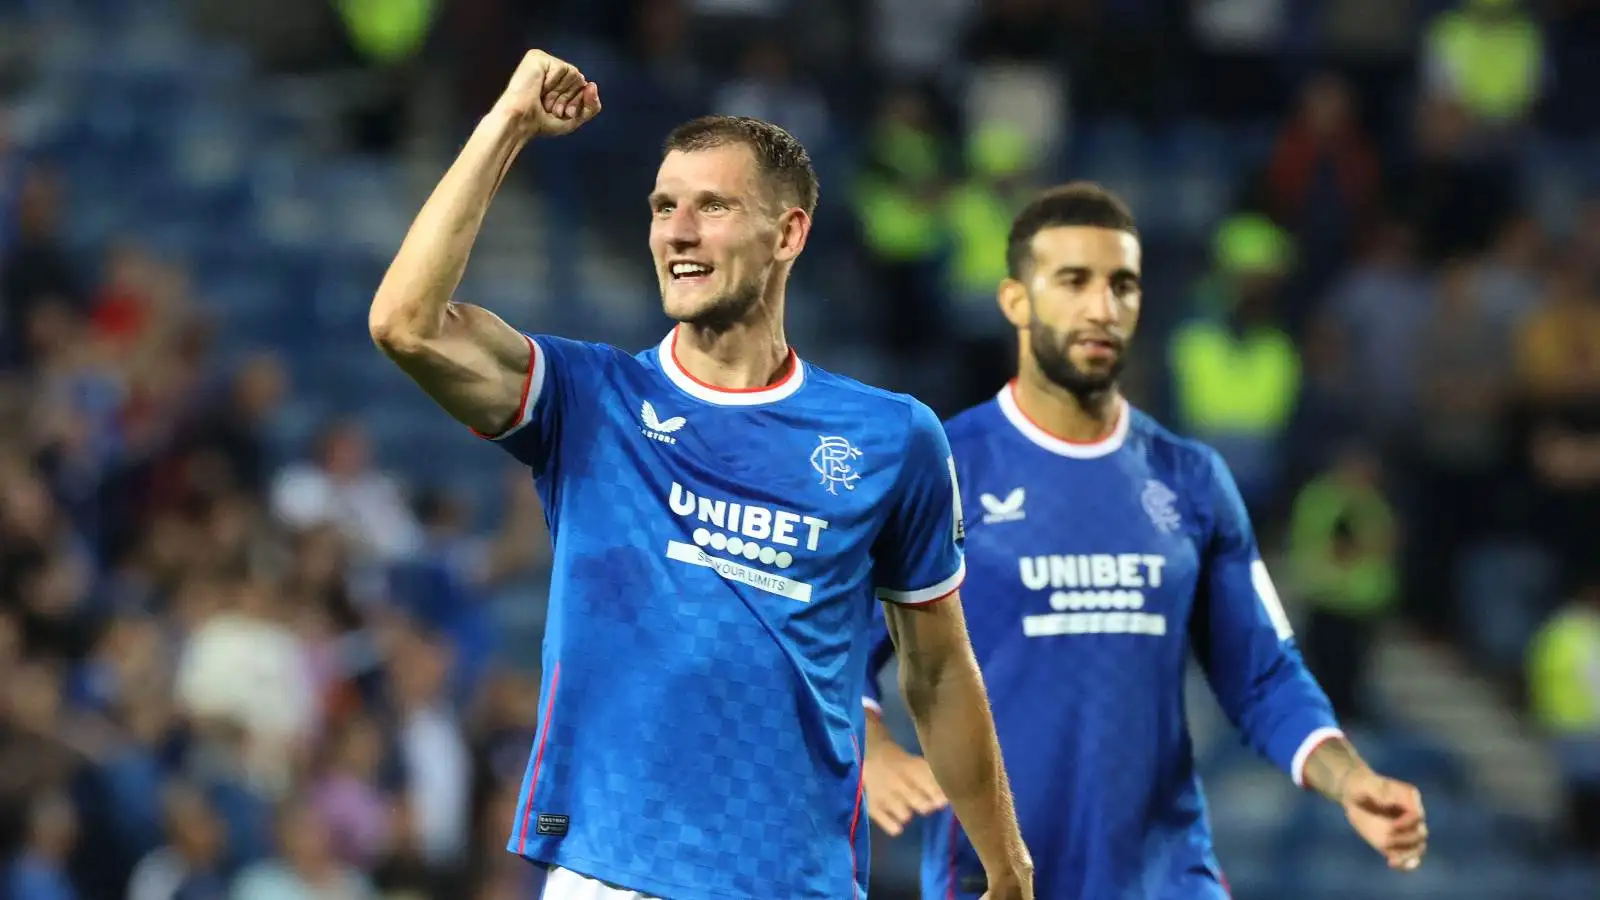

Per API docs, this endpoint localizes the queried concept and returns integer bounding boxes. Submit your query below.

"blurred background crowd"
[0,0,1598,898]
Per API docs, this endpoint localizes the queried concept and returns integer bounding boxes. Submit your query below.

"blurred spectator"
[852,88,951,364]
[1398,94,1518,263]
[175,580,318,796]
[308,716,393,870]
[0,663,86,859]
[468,672,540,808]
[2,167,81,366]
[5,791,78,900]
[89,243,164,354]
[126,783,230,900]
[945,125,1039,407]
[388,475,546,704]
[1290,445,1399,725]
[1509,258,1600,578]
[1170,214,1300,514]
[1515,257,1600,404]
[1323,220,1433,434]
[384,627,471,877]
[167,353,289,501]
[1264,72,1381,295]
[1283,312,1362,487]
[1475,213,1548,329]
[269,421,423,567]
[1421,0,1543,131]
[331,0,440,154]
[228,797,377,900]
[1527,579,1600,852]
[0,459,98,661]
[1402,259,1514,634]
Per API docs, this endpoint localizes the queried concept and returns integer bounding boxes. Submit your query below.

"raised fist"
[492,50,601,140]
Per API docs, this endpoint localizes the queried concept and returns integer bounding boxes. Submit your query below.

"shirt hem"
[511,848,847,900]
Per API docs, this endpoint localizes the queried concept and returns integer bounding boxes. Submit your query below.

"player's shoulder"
[530,331,637,369]
[941,395,1005,447]
[1126,406,1227,482]
[799,362,933,431]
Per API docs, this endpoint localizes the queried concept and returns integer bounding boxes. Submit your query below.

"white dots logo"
[693,527,794,569]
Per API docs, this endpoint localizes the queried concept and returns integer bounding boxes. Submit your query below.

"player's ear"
[773,207,810,263]
[997,278,1031,329]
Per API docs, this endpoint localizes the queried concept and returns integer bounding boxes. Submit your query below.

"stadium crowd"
[1,0,1599,898]
[0,170,556,900]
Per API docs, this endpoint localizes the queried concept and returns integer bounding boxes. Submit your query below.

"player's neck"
[672,316,792,391]
[1013,371,1123,443]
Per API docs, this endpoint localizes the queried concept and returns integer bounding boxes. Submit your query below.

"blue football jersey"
[864,385,1341,900]
[485,329,966,900]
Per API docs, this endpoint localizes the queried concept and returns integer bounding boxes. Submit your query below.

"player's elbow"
[368,284,451,356]
[368,304,434,359]
[370,318,418,360]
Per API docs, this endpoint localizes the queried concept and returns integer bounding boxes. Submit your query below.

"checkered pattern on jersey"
[913,402,1325,900]
[497,338,952,900]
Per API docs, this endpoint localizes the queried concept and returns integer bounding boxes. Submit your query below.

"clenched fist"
[491,50,602,141]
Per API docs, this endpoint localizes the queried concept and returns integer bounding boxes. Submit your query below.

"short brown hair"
[1007,182,1138,279]
[663,116,819,218]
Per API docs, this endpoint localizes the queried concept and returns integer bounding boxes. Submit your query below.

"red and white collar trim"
[997,382,1129,459]
[657,328,805,406]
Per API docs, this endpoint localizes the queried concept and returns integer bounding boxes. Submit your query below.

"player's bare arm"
[861,708,947,837]
[885,595,1033,900]
[368,50,600,435]
[1302,734,1429,871]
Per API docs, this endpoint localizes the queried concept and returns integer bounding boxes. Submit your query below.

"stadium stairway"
[1371,627,1565,827]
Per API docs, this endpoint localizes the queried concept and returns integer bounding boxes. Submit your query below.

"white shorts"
[535,866,663,900]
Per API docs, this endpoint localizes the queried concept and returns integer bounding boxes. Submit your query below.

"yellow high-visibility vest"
[1170,321,1300,433]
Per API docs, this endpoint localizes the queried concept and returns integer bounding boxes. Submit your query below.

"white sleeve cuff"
[862,696,883,716]
[1291,727,1347,788]
[476,334,546,440]
[875,559,965,605]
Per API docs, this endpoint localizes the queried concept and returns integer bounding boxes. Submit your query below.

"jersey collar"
[997,381,1130,459]
[657,327,806,407]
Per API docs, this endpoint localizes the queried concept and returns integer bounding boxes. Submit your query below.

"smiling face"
[648,117,817,331]
[650,144,783,328]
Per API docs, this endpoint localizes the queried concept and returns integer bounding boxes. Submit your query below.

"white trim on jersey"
[657,328,806,406]
[876,558,966,605]
[483,333,548,440]
[996,383,1130,459]
[537,866,662,900]
[862,696,883,716]
[1291,726,1347,788]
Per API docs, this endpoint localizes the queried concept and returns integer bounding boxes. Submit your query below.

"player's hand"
[491,50,601,141]
[1341,770,1427,871]
[862,739,947,836]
